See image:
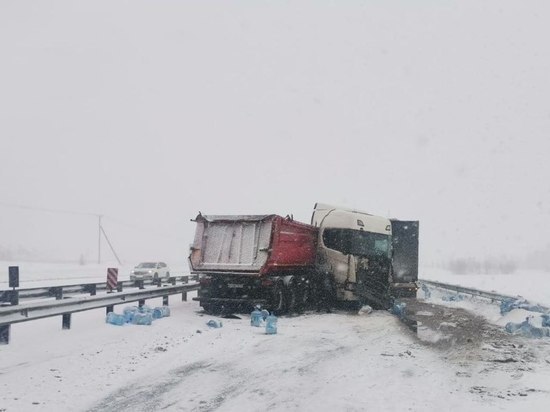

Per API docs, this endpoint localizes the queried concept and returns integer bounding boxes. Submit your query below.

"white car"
[130,262,170,281]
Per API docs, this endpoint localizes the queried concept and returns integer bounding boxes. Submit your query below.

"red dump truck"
[189,214,318,313]
[189,204,419,314]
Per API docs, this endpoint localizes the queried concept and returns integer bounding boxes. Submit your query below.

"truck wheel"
[202,304,220,315]
[286,282,304,314]
[286,286,297,314]
[271,283,286,315]
[297,283,310,313]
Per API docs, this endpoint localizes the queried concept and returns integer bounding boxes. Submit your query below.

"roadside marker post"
[62,313,71,329]
[0,267,20,344]
[107,268,118,293]
[8,266,19,288]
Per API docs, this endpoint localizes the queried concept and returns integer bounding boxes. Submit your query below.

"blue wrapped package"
[391,302,406,319]
[265,313,277,335]
[250,308,263,327]
[207,319,222,328]
[153,306,171,319]
[123,306,139,323]
[505,317,550,338]
[132,312,153,325]
[106,312,125,326]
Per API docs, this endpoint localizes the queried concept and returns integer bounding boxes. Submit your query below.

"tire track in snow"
[87,361,211,412]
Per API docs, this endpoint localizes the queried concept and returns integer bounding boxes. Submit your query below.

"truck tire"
[314,273,335,313]
[271,283,286,315]
[286,280,305,314]
[202,303,220,315]
[286,285,298,314]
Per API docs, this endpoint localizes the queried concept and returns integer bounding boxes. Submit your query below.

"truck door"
[390,220,419,285]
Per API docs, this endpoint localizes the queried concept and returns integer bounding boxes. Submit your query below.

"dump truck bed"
[189,214,318,276]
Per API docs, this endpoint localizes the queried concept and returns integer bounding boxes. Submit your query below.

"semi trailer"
[189,204,418,313]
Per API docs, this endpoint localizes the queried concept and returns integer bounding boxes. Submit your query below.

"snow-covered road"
[2,295,550,412]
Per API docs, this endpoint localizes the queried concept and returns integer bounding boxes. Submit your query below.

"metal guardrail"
[0,276,200,345]
[0,275,197,304]
[419,279,550,312]
[419,279,519,302]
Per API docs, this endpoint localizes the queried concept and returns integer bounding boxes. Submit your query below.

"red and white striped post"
[107,268,118,293]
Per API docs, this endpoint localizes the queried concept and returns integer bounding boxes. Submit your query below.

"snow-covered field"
[421,267,550,306]
[2,262,550,411]
[0,261,187,288]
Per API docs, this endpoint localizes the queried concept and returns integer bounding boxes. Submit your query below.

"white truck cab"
[312,203,418,307]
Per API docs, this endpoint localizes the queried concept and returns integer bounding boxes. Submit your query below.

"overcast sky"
[1,1,549,268]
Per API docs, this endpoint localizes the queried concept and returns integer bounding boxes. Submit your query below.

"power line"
[0,202,182,239]
[0,201,98,217]
[104,216,186,241]
[0,201,122,264]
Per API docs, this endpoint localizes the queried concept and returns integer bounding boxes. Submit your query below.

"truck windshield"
[322,229,390,258]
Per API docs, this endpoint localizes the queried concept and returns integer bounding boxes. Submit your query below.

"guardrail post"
[163,296,169,306]
[137,280,144,290]
[51,287,63,300]
[117,282,123,292]
[182,291,187,302]
[2,290,19,306]
[84,284,97,296]
[6,266,20,306]
[106,305,114,315]
[11,290,19,305]
[0,325,9,344]
[62,313,71,329]
[182,275,189,284]
[169,277,176,286]
[138,299,145,307]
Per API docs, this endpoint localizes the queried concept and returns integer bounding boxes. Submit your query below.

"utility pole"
[98,215,102,264]
[97,214,121,265]
[100,225,122,265]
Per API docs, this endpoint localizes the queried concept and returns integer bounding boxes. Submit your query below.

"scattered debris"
[206,320,223,328]
[500,298,548,315]
[505,317,550,338]
[358,305,373,315]
[441,294,464,302]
